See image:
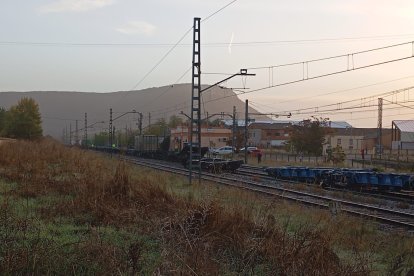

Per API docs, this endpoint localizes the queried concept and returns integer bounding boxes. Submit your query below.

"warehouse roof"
[393,120,414,133]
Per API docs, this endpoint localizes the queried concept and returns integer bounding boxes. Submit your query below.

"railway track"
[123,156,414,230]
[238,164,414,204]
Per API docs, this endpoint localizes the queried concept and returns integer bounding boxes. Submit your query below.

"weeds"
[0,139,413,274]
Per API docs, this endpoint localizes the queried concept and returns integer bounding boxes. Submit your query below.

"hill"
[0,84,265,138]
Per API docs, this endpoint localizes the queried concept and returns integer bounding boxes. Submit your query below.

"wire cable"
[127,0,240,92]
[137,66,192,109]
[246,41,414,70]
[268,75,414,106]
[128,27,193,91]
[201,0,239,23]
[264,86,413,115]
[2,33,413,48]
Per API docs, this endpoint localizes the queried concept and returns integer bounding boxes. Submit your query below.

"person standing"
[257,150,262,164]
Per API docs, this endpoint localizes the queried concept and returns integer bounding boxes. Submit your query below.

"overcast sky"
[1,0,414,128]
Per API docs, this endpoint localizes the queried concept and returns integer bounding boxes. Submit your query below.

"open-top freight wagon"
[184,157,244,173]
[264,166,414,191]
[95,135,243,173]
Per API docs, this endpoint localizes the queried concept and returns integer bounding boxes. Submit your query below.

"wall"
[170,126,231,150]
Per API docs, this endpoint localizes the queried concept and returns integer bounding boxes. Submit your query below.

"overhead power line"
[129,27,193,91]
[283,86,414,115]
[246,41,414,70]
[136,66,192,108]
[202,0,239,22]
[267,75,414,106]
[127,0,240,92]
[200,41,414,105]
[2,33,413,48]
[257,86,412,115]
[43,116,82,121]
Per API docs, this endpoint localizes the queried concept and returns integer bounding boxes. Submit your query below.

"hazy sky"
[1,0,414,128]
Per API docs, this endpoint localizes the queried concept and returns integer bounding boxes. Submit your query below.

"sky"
[1,0,414,128]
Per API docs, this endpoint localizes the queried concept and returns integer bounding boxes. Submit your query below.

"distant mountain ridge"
[0,84,266,138]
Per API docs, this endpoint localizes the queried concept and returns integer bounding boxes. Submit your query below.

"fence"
[257,151,414,170]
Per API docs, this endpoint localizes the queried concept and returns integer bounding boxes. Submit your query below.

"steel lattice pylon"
[377,98,383,157]
[189,17,202,184]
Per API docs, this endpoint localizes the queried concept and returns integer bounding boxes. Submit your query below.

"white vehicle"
[212,146,234,155]
[239,146,258,153]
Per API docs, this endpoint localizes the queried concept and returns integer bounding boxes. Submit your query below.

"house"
[246,120,353,150]
[362,128,392,152]
[391,120,414,150]
[247,122,290,148]
[324,127,393,154]
[169,125,231,150]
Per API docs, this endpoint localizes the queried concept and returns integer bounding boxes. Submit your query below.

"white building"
[391,120,414,150]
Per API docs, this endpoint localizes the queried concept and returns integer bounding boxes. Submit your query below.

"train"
[264,166,414,191]
[92,135,244,173]
[91,135,413,190]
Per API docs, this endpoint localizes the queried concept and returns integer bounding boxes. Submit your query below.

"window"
[337,138,342,146]
[274,132,281,137]
[349,139,353,145]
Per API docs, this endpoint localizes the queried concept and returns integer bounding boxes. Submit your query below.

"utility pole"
[113,126,116,146]
[138,112,143,135]
[187,18,255,184]
[109,108,113,147]
[245,100,248,164]
[378,98,383,159]
[69,123,72,145]
[125,124,128,148]
[189,17,202,184]
[232,106,236,159]
[65,125,68,144]
[84,112,87,148]
[148,112,151,129]
[75,120,79,146]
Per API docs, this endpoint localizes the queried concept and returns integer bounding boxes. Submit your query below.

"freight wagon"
[264,166,414,191]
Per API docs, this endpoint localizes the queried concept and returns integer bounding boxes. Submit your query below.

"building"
[246,120,353,150]
[324,128,366,154]
[391,120,414,150]
[247,122,291,148]
[362,129,392,152]
[324,128,392,154]
[169,125,231,150]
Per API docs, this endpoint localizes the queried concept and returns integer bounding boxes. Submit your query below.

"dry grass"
[0,138,413,274]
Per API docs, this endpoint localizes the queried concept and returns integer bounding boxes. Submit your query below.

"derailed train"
[264,166,414,191]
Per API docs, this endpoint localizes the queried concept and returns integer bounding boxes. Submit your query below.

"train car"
[134,135,164,152]
[185,157,244,173]
[264,166,413,191]
[93,135,242,173]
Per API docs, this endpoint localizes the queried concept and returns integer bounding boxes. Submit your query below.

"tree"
[168,115,183,128]
[208,118,224,127]
[327,145,346,165]
[3,98,43,139]
[0,107,6,135]
[144,118,168,136]
[285,117,331,156]
[92,131,109,147]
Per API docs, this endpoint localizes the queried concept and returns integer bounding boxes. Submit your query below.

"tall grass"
[0,139,413,274]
